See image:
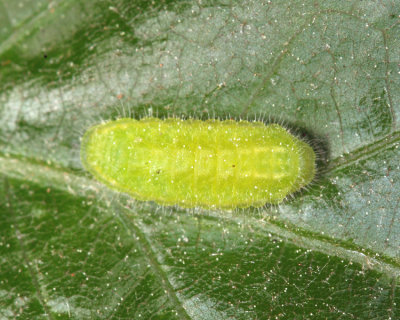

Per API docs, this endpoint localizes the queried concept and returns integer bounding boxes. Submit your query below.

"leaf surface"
[1,0,399,318]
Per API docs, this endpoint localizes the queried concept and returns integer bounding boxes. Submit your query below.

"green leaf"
[1,0,399,318]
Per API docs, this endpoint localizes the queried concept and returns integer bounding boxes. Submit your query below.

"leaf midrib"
[1,150,400,279]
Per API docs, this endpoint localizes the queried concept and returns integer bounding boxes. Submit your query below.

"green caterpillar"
[81,118,316,209]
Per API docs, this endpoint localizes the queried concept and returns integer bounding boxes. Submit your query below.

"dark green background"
[1,0,399,319]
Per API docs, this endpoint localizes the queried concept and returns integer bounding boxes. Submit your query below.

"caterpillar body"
[80,118,316,209]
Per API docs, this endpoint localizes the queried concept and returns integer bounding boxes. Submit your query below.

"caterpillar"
[80,117,316,209]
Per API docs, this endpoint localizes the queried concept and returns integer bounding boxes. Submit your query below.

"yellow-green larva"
[80,117,316,209]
